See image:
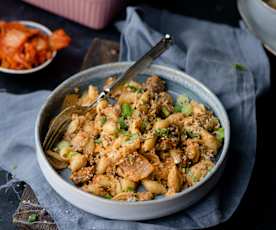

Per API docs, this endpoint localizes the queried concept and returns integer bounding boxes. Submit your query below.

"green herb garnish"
[233,63,247,72]
[94,138,102,144]
[174,95,193,115]
[121,103,133,118]
[118,116,128,130]
[187,170,198,183]
[28,213,38,223]
[214,127,224,142]
[161,106,170,117]
[141,119,149,132]
[125,133,139,144]
[137,88,144,93]
[185,129,199,138]
[104,194,112,199]
[127,84,144,93]
[56,140,70,152]
[100,116,107,125]
[66,151,79,159]
[125,187,135,192]
[155,128,170,138]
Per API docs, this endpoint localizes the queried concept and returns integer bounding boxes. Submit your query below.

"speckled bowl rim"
[35,62,230,206]
[0,20,57,75]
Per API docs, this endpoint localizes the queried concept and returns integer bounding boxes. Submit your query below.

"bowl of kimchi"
[0,20,71,74]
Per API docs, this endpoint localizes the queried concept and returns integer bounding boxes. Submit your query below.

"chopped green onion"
[100,116,107,125]
[177,95,189,106]
[161,106,170,117]
[94,138,102,144]
[28,213,38,223]
[174,95,193,115]
[56,140,70,152]
[185,129,199,138]
[155,128,170,138]
[118,117,128,130]
[127,83,144,93]
[214,127,224,142]
[141,119,149,132]
[125,133,139,144]
[126,187,135,192]
[121,103,133,118]
[137,88,144,93]
[174,104,183,113]
[187,170,198,183]
[104,194,112,199]
[66,151,79,159]
[233,63,247,72]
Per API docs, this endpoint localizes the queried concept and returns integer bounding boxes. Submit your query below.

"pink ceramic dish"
[22,0,124,29]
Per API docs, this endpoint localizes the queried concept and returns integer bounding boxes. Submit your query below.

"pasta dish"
[46,76,224,201]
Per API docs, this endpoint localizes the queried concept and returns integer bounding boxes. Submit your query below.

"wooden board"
[13,38,119,230]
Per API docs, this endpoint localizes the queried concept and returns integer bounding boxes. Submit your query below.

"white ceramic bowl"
[238,0,276,55]
[0,21,57,74]
[35,63,230,220]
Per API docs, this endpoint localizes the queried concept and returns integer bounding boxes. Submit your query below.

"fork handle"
[104,34,173,94]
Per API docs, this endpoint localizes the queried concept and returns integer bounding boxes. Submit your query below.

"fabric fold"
[0,6,270,230]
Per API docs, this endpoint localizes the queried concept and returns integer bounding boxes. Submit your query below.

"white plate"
[238,0,276,56]
[0,21,57,74]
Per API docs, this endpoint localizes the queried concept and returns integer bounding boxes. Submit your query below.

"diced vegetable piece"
[177,95,189,106]
[28,213,38,223]
[155,128,170,138]
[104,194,112,199]
[94,138,102,144]
[214,127,224,142]
[100,116,107,125]
[56,140,70,152]
[233,63,247,72]
[174,95,193,115]
[161,106,170,117]
[121,103,133,118]
[118,117,128,130]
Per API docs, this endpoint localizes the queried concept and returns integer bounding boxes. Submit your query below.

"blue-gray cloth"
[0,6,270,230]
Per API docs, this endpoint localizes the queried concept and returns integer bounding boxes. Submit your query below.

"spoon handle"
[104,34,173,94]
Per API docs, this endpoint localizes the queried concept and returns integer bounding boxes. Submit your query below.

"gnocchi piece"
[69,154,87,172]
[118,153,154,182]
[119,178,136,192]
[142,179,166,195]
[186,160,214,186]
[185,139,200,163]
[118,92,137,105]
[167,166,184,193]
[102,120,118,136]
[142,133,157,152]
[169,149,183,164]
[71,131,89,152]
[96,156,111,174]
[190,100,206,116]
[153,119,169,130]
[200,129,220,154]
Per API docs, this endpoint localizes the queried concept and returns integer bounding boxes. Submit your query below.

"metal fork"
[43,34,173,150]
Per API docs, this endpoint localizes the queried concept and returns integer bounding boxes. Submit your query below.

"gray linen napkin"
[0,6,270,230]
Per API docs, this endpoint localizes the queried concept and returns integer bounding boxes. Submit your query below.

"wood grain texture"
[13,38,119,230]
